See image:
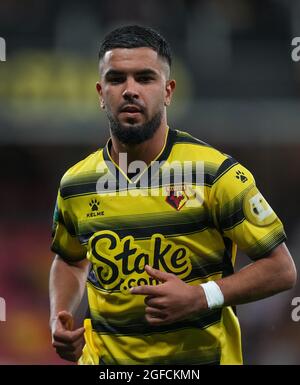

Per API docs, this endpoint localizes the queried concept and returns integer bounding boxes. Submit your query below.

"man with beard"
[49,25,296,365]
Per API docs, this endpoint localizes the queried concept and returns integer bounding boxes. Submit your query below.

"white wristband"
[200,281,224,309]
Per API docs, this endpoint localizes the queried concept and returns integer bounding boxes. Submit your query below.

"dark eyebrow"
[104,68,158,79]
[135,69,158,76]
[104,70,125,79]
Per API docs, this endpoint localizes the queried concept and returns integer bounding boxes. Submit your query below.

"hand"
[51,311,85,362]
[130,265,208,325]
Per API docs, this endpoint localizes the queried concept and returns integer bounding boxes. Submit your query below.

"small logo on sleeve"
[243,187,276,226]
[236,170,248,183]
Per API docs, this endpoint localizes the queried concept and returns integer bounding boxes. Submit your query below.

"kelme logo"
[87,198,104,218]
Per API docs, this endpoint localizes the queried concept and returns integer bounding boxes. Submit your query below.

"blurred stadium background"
[0,0,299,364]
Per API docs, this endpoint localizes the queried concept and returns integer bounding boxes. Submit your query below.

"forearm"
[216,243,296,307]
[49,255,89,327]
[217,259,287,306]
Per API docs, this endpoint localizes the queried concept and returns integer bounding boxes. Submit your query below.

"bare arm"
[49,255,90,361]
[131,243,297,325]
[49,255,90,326]
[217,243,297,306]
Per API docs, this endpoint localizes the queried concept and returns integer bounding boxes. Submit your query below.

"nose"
[122,77,139,100]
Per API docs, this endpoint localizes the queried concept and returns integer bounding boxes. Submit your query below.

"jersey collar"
[103,127,177,186]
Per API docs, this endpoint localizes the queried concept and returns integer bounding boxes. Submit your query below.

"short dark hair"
[98,25,172,68]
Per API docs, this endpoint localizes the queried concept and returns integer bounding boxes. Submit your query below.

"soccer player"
[49,25,297,365]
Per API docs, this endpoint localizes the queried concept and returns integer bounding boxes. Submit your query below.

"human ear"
[96,82,105,109]
[165,79,176,106]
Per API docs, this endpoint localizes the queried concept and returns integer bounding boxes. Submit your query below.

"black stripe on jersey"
[60,181,99,199]
[87,260,223,293]
[222,237,234,278]
[186,262,223,281]
[157,128,178,162]
[59,169,216,199]
[100,353,220,365]
[213,157,238,184]
[52,207,77,236]
[247,228,286,261]
[174,131,211,147]
[61,172,106,186]
[90,308,222,336]
[219,209,245,231]
[50,242,86,262]
[60,171,108,199]
[217,187,251,231]
[59,131,224,199]
[52,207,66,231]
[59,131,232,199]
[78,220,209,244]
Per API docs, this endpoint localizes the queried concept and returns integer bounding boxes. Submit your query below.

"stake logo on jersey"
[243,186,276,226]
[87,230,192,293]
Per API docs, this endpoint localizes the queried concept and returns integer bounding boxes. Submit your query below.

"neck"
[110,122,168,168]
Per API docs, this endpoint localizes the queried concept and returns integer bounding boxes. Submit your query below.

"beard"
[106,108,163,145]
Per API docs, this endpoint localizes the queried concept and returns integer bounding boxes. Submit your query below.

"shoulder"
[173,129,227,162]
[172,129,238,179]
[60,148,105,189]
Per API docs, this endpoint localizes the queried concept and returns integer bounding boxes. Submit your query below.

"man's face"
[96,47,175,144]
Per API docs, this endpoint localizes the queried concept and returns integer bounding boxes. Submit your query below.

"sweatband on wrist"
[200,281,224,309]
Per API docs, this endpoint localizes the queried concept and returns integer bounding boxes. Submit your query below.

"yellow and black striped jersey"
[51,128,286,365]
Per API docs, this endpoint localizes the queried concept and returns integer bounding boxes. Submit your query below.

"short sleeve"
[209,158,287,260]
[51,189,87,262]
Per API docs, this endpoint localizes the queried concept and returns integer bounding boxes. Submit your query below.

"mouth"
[120,105,143,114]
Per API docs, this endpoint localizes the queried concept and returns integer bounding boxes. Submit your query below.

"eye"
[137,75,154,83]
[105,74,126,84]
[109,77,125,84]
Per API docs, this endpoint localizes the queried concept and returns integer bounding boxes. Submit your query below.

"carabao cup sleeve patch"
[243,186,277,227]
